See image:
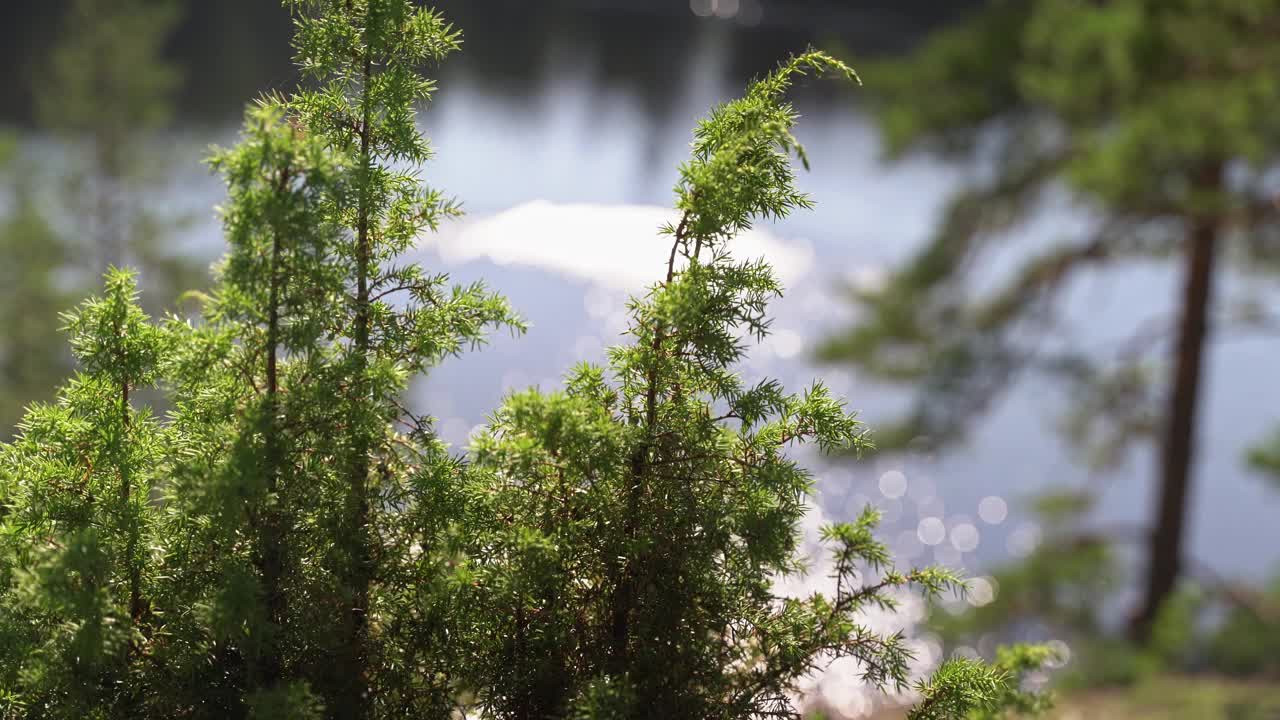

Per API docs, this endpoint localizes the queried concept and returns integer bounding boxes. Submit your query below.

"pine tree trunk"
[335,52,376,720]
[1130,163,1222,643]
[117,312,144,654]
[607,225,684,676]
[257,189,287,688]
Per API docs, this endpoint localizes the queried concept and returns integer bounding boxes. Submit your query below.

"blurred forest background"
[2,1,1279,717]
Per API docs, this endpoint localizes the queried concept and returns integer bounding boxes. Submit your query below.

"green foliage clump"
[1205,577,1280,677]
[0,3,1059,719]
[0,269,170,716]
[1247,432,1280,489]
[461,52,1050,720]
[910,644,1058,720]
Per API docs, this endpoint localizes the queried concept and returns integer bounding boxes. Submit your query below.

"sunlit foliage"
[0,3,1054,719]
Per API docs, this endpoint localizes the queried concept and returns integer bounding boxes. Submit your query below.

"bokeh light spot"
[952,645,980,660]
[978,495,1008,525]
[714,0,740,19]
[967,576,996,607]
[878,469,907,499]
[917,517,945,546]
[1045,639,1071,669]
[950,522,980,553]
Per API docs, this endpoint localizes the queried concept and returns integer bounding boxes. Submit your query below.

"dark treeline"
[0,0,980,128]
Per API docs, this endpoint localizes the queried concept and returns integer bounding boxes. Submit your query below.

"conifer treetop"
[465,50,1053,719]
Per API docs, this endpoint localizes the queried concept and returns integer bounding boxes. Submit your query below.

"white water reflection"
[423,200,815,291]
